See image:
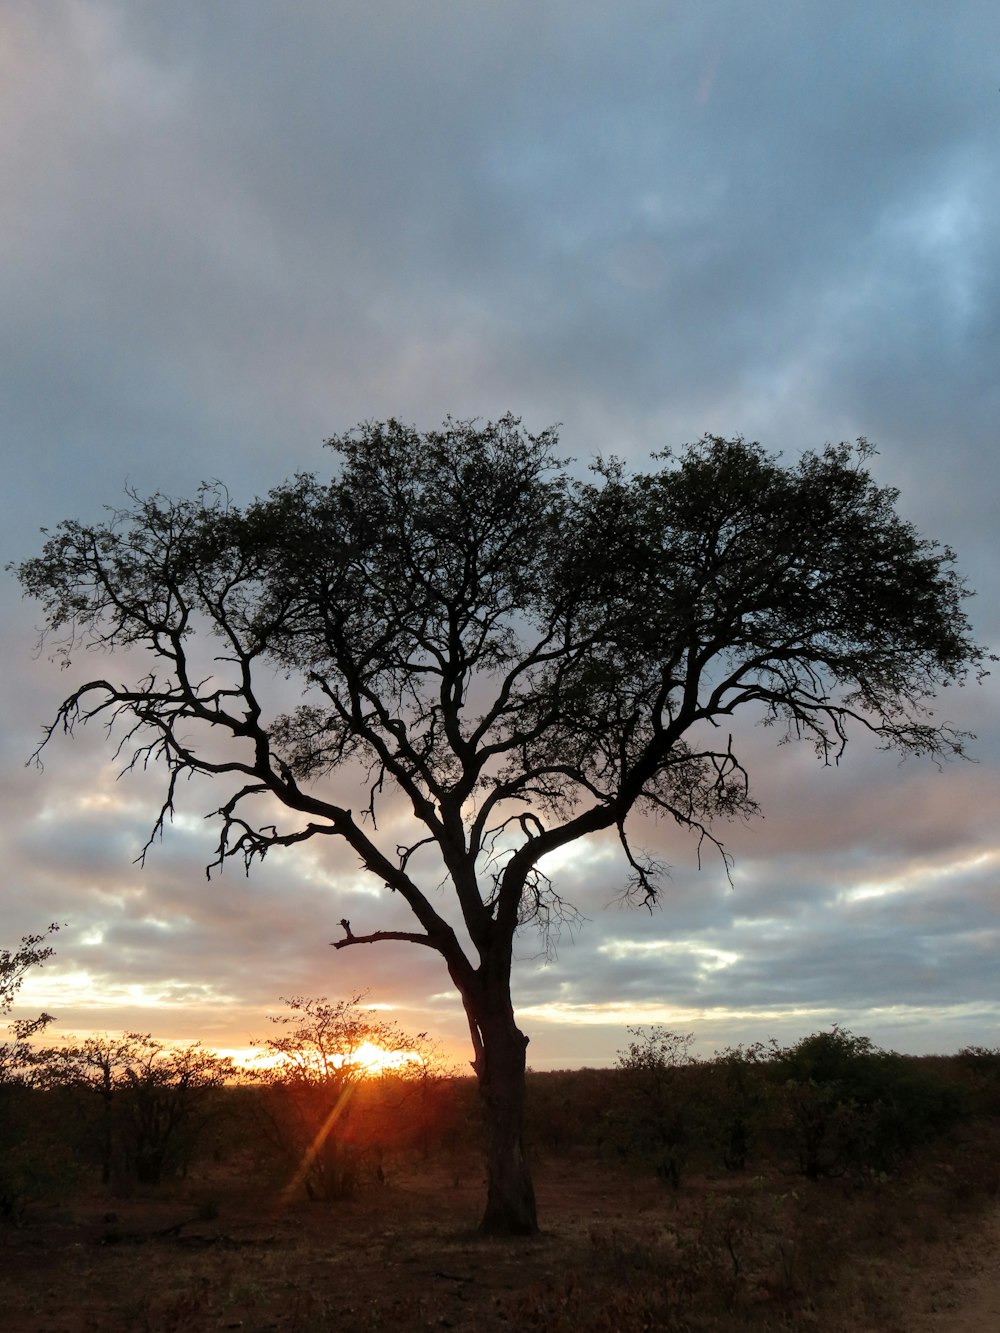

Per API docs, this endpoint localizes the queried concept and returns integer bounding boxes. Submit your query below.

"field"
[2,1048,1000,1332]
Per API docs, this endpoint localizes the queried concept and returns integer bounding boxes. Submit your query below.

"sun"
[347,1041,420,1074]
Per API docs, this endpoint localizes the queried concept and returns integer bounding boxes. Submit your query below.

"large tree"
[15,417,985,1233]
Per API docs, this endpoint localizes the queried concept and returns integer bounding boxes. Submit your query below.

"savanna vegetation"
[16,417,989,1234]
[2,956,999,1332]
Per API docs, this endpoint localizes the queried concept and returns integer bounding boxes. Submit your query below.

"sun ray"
[277,1081,357,1211]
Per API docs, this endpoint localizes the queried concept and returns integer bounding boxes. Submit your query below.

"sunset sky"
[3,2,998,1069]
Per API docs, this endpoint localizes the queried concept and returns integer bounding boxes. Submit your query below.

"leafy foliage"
[770,1027,962,1178]
[17,424,982,921]
[0,924,59,1084]
[613,1026,701,1186]
[711,1041,774,1171]
[15,417,988,1232]
[250,994,425,1201]
[956,1045,1000,1116]
[47,1033,234,1186]
[0,926,62,1218]
[0,925,58,1017]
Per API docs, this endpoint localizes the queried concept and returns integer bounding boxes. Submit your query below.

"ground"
[913,1201,1000,1332]
[1,1146,998,1332]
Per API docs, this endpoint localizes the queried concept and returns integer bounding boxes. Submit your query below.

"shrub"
[613,1027,703,1187]
[770,1027,962,1178]
[249,994,427,1201]
[711,1041,774,1171]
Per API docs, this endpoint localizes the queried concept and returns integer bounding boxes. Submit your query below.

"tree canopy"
[1,927,58,1018]
[15,415,986,1232]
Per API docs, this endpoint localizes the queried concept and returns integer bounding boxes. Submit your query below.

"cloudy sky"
[3,1,999,1068]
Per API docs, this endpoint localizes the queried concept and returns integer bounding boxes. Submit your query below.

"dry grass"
[1,1121,998,1333]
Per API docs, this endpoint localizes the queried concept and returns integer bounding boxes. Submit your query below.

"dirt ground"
[913,1202,1000,1332]
[1,1155,998,1332]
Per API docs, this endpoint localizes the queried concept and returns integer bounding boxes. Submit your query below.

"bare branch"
[331,928,441,951]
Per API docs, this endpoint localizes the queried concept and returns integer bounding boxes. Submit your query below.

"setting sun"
[347,1041,421,1074]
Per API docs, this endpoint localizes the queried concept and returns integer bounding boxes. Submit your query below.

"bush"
[770,1027,962,1178]
[710,1041,774,1172]
[956,1046,1000,1116]
[0,927,63,1220]
[249,995,427,1201]
[613,1027,703,1187]
[46,1033,234,1187]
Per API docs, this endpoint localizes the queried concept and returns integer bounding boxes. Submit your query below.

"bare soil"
[1,1152,997,1332]
[912,1201,1000,1331]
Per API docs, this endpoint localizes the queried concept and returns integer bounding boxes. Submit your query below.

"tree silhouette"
[1,926,58,1019]
[0,925,58,1084]
[15,417,986,1232]
[250,994,422,1201]
[46,1032,232,1185]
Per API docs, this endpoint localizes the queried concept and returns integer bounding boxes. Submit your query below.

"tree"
[112,1034,232,1185]
[41,1032,232,1186]
[0,925,58,1020]
[120,1037,233,1184]
[771,1027,960,1179]
[14,417,986,1233]
[711,1040,774,1172]
[46,1033,163,1184]
[0,926,61,1220]
[614,1027,700,1186]
[250,994,422,1200]
[0,925,59,1086]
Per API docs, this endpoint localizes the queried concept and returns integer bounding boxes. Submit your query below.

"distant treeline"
[2,1015,999,1222]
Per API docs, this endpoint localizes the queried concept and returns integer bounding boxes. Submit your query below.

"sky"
[2,0,999,1069]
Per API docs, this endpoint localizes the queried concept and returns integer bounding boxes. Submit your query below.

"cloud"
[3,0,998,1066]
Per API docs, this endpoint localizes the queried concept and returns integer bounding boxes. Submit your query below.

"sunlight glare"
[348,1041,420,1074]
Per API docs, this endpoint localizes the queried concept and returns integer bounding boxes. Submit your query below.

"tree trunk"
[474,1006,537,1235]
[100,1094,113,1185]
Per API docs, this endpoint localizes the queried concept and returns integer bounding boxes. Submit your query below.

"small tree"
[1,926,58,1016]
[45,1033,184,1185]
[615,1026,700,1186]
[251,994,419,1201]
[956,1046,1000,1117]
[0,926,61,1219]
[773,1027,961,1178]
[121,1036,233,1185]
[15,419,988,1232]
[0,926,59,1089]
[712,1040,774,1172]
[0,925,59,1081]
[406,1036,463,1161]
[50,1033,234,1186]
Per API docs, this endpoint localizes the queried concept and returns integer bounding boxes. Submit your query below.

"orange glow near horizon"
[212,1042,425,1076]
[347,1041,422,1074]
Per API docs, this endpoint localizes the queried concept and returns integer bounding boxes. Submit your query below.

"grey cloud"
[3,0,998,1064]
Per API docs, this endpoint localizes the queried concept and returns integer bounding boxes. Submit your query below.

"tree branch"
[331,928,442,951]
